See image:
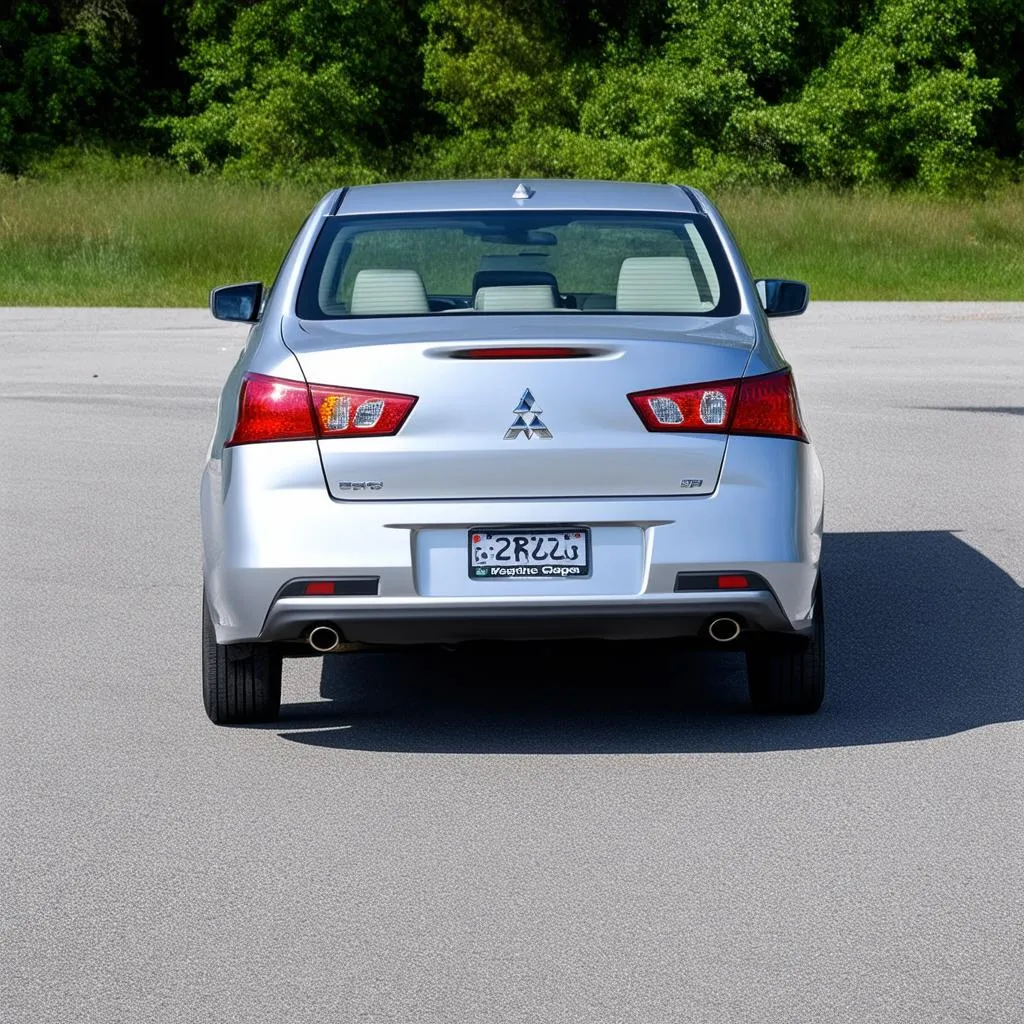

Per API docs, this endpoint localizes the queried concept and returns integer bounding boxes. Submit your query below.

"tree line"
[3,0,1022,190]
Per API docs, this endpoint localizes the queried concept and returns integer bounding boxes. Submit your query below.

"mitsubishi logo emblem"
[504,389,552,440]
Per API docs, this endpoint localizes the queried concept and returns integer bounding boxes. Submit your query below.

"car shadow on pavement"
[273,531,1023,754]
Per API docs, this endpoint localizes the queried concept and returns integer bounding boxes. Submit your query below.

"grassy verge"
[719,188,1024,301]
[0,159,321,307]
[2,158,1023,304]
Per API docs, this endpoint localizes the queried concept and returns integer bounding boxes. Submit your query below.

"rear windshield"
[296,211,740,319]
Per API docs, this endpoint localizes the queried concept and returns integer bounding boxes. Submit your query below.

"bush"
[162,0,429,183]
[1,2,133,172]
[3,0,1021,190]
[743,0,1003,190]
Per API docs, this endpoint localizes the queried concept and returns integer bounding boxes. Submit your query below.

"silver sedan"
[201,179,825,723]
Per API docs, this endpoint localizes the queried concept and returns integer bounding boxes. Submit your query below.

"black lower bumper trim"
[258,592,801,646]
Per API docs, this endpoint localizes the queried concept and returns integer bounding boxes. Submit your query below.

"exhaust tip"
[707,617,742,643]
[308,625,341,653]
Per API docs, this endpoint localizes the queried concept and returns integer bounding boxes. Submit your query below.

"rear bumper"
[259,589,798,645]
[201,434,824,645]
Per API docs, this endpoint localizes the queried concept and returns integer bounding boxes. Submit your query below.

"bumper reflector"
[304,581,336,596]
[674,572,770,593]
[279,577,380,598]
[717,575,749,589]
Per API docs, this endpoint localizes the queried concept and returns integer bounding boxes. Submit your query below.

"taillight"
[731,370,807,440]
[627,369,807,442]
[629,380,739,434]
[226,373,417,446]
[309,383,417,437]
[227,373,316,446]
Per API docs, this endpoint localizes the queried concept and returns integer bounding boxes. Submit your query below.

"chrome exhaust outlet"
[707,617,742,643]
[308,625,341,653]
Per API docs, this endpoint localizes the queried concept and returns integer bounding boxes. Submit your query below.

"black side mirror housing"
[756,279,809,318]
[210,282,263,323]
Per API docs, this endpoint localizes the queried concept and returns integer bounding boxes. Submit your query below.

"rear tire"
[745,578,825,714]
[202,589,282,725]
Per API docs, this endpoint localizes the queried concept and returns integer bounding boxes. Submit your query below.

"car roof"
[334,179,700,216]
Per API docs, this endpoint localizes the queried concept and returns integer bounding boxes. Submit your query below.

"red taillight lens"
[227,373,316,446]
[628,380,739,433]
[731,370,807,441]
[227,373,417,446]
[309,383,417,437]
[627,369,807,442]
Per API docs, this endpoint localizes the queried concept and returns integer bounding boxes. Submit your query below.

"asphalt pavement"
[2,304,1022,1023]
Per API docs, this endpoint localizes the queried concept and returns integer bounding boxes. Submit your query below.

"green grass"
[2,157,1023,304]
[719,187,1024,301]
[0,159,321,307]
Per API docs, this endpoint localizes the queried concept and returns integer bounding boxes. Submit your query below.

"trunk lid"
[283,315,755,501]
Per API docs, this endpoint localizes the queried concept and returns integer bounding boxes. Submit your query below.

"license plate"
[469,527,591,579]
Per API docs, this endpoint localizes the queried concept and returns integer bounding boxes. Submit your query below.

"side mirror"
[210,282,263,323]
[755,279,809,318]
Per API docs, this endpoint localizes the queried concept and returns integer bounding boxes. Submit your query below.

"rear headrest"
[472,269,559,298]
[474,285,557,311]
[350,269,429,315]
[615,257,711,313]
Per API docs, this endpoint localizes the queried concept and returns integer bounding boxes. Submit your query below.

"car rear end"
[200,180,825,722]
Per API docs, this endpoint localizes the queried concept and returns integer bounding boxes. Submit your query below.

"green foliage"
[965,0,1024,159]
[572,0,799,185]
[0,2,186,173]
[422,0,573,132]
[162,0,428,183]
[1,2,127,170]
[1,0,1022,189]
[746,0,1004,189]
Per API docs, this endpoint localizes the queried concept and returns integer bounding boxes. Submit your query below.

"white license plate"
[469,528,591,579]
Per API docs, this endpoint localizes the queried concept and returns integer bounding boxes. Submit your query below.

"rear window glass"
[296,211,739,318]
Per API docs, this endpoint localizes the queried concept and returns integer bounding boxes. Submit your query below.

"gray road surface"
[2,304,1023,1023]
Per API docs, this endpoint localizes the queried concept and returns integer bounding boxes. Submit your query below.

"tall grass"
[1,156,1022,304]
[719,188,1024,301]
[0,157,320,307]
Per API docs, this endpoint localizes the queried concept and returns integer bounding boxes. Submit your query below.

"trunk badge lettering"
[680,479,704,489]
[338,481,383,491]
[504,389,552,440]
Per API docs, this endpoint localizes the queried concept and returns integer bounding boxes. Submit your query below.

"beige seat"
[615,257,712,313]
[474,285,557,311]
[350,269,429,315]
